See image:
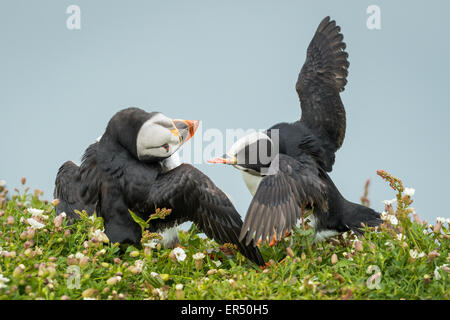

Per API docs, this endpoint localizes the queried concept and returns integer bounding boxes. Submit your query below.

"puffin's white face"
[136,113,180,161]
[209,132,273,169]
[136,113,199,161]
[228,132,272,162]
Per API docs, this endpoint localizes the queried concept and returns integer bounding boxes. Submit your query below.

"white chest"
[157,151,182,248]
[240,170,263,196]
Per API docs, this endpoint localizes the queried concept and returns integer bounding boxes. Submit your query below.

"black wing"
[296,16,349,171]
[239,154,328,246]
[54,161,97,219]
[79,142,102,206]
[148,163,265,266]
[54,143,101,219]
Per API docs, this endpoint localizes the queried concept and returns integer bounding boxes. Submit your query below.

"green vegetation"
[0,172,448,300]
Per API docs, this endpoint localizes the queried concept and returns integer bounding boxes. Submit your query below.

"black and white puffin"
[209,17,382,246]
[54,107,264,265]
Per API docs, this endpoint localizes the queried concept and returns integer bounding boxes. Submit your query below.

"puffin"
[54,107,264,265]
[209,17,382,246]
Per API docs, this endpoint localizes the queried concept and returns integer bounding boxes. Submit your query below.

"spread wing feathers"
[148,163,265,265]
[54,161,97,219]
[239,154,328,246]
[79,142,102,205]
[54,143,101,219]
[296,16,349,169]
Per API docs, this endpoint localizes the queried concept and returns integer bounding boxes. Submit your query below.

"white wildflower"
[75,252,85,259]
[384,241,394,248]
[434,264,449,281]
[342,252,353,261]
[396,233,405,241]
[150,272,159,278]
[434,266,442,280]
[106,276,121,285]
[155,288,168,300]
[192,252,205,260]
[381,211,399,225]
[404,187,415,197]
[409,249,425,259]
[0,180,6,187]
[83,297,97,300]
[91,229,109,243]
[172,247,186,262]
[35,247,43,255]
[28,208,45,217]
[382,198,396,206]
[175,284,183,290]
[388,215,398,226]
[436,217,448,224]
[212,260,222,267]
[143,239,159,249]
[27,218,45,229]
[0,274,10,289]
[135,259,145,272]
[92,229,105,236]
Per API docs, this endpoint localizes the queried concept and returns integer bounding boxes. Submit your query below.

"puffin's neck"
[160,151,182,173]
[240,170,263,196]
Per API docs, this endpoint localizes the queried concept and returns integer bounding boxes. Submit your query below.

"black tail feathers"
[344,203,382,235]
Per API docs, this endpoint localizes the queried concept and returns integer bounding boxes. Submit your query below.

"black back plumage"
[54,160,97,219]
[54,108,264,266]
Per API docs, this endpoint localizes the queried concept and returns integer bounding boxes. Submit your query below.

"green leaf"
[128,209,149,232]
[143,267,165,288]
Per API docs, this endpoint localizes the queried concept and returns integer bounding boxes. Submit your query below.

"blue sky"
[1,1,449,224]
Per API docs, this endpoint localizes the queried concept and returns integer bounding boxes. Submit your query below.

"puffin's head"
[105,108,199,162]
[208,131,277,176]
[136,113,200,161]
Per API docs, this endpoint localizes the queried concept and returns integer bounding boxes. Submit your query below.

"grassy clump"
[0,172,448,300]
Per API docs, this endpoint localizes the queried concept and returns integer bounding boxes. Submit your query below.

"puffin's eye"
[162,143,170,152]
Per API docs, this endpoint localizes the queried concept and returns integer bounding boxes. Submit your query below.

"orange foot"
[258,230,290,247]
[268,235,277,247]
[259,261,272,271]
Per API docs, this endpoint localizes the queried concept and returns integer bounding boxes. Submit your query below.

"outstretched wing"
[296,16,349,171]
[54,161,97,219]
[239,154,328,246]
[148,163,265,266]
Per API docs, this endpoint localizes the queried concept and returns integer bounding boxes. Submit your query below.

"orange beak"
[172,119,200,143]
[207,154,237,165]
